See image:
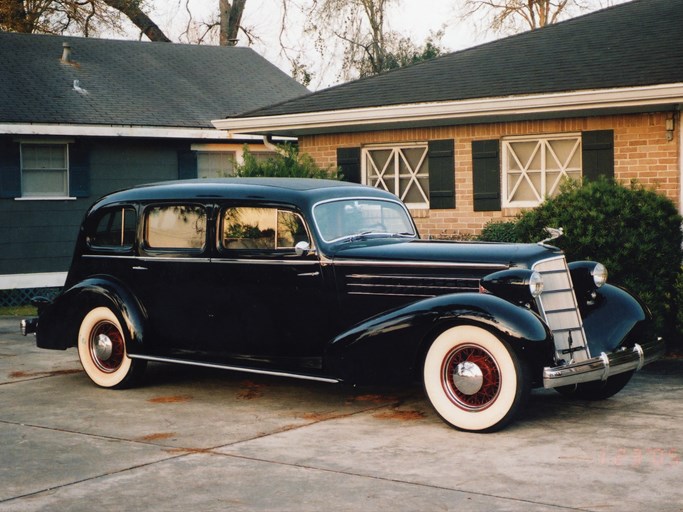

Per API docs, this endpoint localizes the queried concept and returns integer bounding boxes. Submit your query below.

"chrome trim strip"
[82,254,320,266]
[128,354,340,384]
[542,338,666,388]
[335,260,508,270]
[83,255,212,263]
[211,259,320,266]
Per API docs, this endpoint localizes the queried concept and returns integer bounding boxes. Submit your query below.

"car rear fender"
[325,292,553,384]
[36,276,147,353]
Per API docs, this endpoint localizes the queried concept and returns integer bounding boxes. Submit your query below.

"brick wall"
[300,112,680,238]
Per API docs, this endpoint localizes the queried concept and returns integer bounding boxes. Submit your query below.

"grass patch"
[0,305,37,317]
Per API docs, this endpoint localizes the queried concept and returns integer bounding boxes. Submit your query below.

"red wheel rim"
[441,344,501,411]
[89,320,125,373]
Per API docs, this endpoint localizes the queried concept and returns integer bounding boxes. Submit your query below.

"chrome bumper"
[543,338,665,389]
[20,318,38,336]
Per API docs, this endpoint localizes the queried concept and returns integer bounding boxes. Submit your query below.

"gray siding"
[0,137,188,276]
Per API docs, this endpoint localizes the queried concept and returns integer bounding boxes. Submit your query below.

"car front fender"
[325,292,553,385]
[582,283,655,355]
[36,275,147,353]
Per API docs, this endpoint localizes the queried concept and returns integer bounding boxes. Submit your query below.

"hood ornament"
[538,227,563,246]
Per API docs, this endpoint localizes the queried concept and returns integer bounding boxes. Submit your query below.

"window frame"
[501,133,582,209]
[86,205,138,254]
[218,205,312,256]
[142,203,209,254]
[361,142,430,210]
[19,141,71,199]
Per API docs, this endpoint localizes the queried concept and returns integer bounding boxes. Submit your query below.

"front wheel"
[423,325,529,432]
[77,307,146,389]
[555,371,634,400]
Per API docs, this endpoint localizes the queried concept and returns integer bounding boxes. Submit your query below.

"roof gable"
[0,32,309,129]
[235,0,683,120]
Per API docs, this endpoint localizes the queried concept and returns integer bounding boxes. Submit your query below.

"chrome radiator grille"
[532,256,590,362]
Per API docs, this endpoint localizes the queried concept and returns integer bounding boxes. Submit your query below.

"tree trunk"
[101,0,171,42]
[220,0,246,46]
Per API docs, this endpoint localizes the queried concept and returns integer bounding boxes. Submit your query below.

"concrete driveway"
[1,316,682,512]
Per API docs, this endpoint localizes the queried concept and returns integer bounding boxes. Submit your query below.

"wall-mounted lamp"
[666,114,675,141]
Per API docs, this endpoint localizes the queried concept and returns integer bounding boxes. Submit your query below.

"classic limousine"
[22,178,664,432]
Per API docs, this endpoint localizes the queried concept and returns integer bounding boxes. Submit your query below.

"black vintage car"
[22,178,664,432]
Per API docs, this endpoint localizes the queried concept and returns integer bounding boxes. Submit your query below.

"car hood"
[329,239,562,268]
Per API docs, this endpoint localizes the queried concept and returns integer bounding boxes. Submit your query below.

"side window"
[88,207,137,249]
[145,205,207,250]
[221,207,308,251]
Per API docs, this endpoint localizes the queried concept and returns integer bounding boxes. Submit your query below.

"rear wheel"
[556,371,633,400]
[77,307,146,389]
[423,325,529,432]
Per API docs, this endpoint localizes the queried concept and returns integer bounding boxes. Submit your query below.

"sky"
[139,0,626,90]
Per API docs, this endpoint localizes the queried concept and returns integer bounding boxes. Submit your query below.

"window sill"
[408,207,430,218]
[14,196,78,201]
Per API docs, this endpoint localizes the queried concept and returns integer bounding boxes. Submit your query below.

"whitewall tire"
[77,307,145,389]
[423,325,528,432]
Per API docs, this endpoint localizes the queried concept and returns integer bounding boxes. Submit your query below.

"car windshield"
[313,198,416,243]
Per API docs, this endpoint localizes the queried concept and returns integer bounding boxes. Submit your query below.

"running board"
[128,354,341,384]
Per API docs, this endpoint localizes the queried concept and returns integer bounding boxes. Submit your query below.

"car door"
[129,202,215,354]
[208,204,332,369]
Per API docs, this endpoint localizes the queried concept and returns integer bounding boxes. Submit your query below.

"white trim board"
[0,272,67,290]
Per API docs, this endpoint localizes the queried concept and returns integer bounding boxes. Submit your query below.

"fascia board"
[212,83,683,134]
[0,124,231,140]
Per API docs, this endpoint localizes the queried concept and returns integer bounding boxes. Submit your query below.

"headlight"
[529,271,544,297]
[480,268,544,304]
[591,263,608,288]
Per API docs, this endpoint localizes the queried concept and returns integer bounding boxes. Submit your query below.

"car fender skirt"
[326,293,552,384]
[36,276,147,352]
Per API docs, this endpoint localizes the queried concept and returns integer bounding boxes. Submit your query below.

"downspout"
[262,135,297,154]
[263,135,280,152]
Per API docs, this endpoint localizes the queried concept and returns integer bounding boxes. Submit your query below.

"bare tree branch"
[100,0,170,41]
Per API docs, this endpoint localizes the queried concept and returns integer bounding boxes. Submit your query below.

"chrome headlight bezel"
[529,270,544,297]
[591,262,608,288]
[480,268,545,304]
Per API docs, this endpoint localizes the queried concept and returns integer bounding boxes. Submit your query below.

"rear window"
[88,207,137,250]
[145,205,207,250]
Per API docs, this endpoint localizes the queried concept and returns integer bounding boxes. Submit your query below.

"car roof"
[90,178,399,211]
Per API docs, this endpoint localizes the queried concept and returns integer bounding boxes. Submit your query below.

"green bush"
[235,143,340,179]
[512,178,683,346]
[478,220,521,243]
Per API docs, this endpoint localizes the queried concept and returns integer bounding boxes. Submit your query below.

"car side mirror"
[295,241,314,257]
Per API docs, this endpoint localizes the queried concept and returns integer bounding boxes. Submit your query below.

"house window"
[362,144,430,209]
[21,143,68,197]
[502,134,582,208]
[197,152,236,178]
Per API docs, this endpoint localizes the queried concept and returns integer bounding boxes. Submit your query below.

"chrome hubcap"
[94,333,113,361]
[452,361,484,395]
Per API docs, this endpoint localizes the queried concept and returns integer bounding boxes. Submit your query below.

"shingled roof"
[0,32,309,129]
[220,0,682,131]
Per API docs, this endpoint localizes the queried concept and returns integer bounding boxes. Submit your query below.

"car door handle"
[132,266,148,271]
